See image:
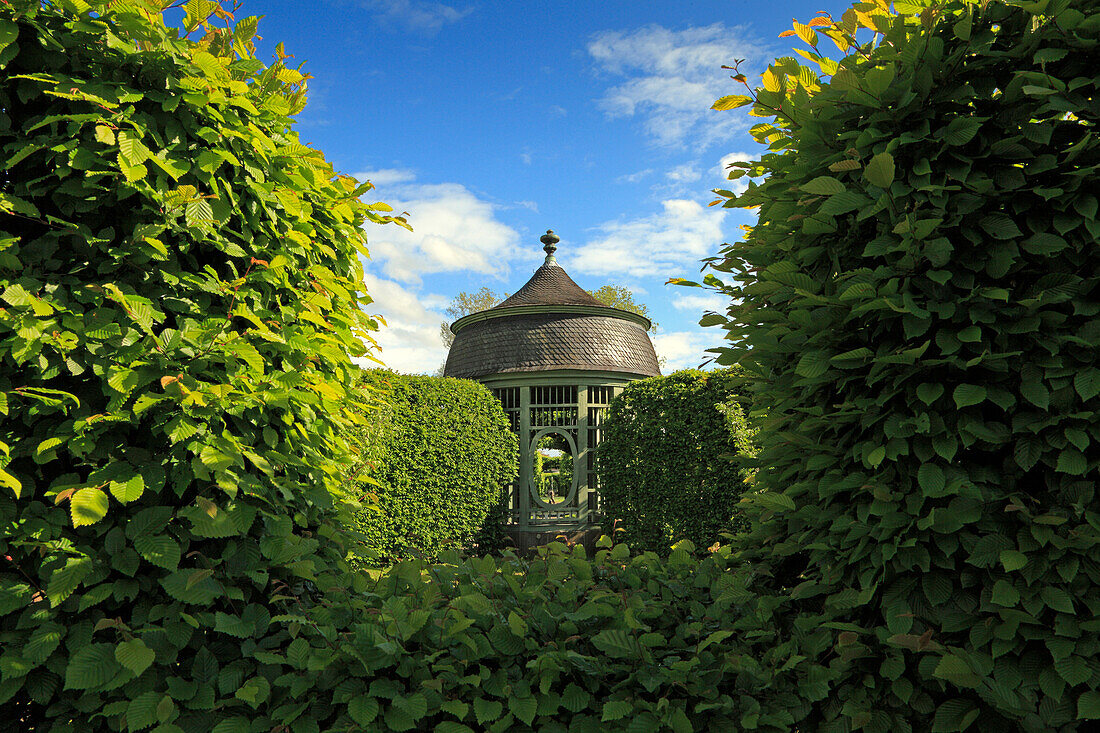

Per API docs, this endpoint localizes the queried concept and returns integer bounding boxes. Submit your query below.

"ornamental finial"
[540,230,559,266]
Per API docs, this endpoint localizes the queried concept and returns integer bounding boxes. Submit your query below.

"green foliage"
[599,369,755,552]
[586,284,658,332]
[351,371,518,560]
[0,1,407,728]
[300,539,787,732]
[699,0,1100,729]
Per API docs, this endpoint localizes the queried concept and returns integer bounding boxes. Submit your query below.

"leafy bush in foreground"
[351,371,517,560]
[0,2,405,729]
[599,369,755,552]
[698,0,1100,729]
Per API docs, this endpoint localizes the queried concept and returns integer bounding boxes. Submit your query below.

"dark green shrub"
[698,0,1100,729]
[351,371,517,560]
[598,369,755,552]
[0,2,406,729]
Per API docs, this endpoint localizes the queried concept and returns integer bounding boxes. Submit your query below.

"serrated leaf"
[1041,586,1075,614]
[953,384,986,409]
[1056,655,1090,686]
[801,176,846,195]
[128,690,163,731]
[24,623,64,664]
[1056,448,1087,475]
[795,351,830,378]
[1078,691,1100,720]
[991,580,1019,606]
[110,473,144,504]
[933,654,979,688]
[1074,368,1100,402]
[917,383,944,405]
[603,700,634,722]
[348,696,379,725]
[473,697,503,725]
[509,695,537,726]
[70,487,108,527]
[712,94,753,110]
[864,152,895,188]
[981,213,1022,240]
[592,628,639,659]
[917,464,944,493]
[115,639,155,677]
[999,550,1027,571]
[46,557,91,607]
[942,117,983,146]
[829,159,861,172]
[134,534,180,571]
[64,644,120,690]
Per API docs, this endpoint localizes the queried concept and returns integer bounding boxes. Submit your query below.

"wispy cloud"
[588,24,765,150]
[357,0,473,34]
[357,169,523,284]
[672,292,727,313]
[571,198,726,279]
[616,168,654,184]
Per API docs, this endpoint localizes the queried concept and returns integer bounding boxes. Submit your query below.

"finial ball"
[540,230,560,246]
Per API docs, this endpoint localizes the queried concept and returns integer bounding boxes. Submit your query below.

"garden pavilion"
[444,230,660,550]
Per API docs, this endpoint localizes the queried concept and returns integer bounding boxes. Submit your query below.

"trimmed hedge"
[0,2,405,729]
[351,371,517,560]
[598,369,755,552]
[701,0,1100,730]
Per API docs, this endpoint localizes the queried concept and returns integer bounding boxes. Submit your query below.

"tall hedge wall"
[598,369,755,552]
[0,2,406,729]
[352,371,517,560]
[698,0,1100,730]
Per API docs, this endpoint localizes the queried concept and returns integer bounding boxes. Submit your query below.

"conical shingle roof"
[443,230,660,381]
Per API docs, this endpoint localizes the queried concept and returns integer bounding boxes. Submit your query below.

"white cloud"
[672,292,727,313]
[653,330,721,372]
[588,24,765,149]
[356,172,523,284]
[616,168,654,184]
[520,150,533,165]
[515,200,540,212]
[359,168,418,187]
[571,198,725,278]
[358,273,449,374]
[358,0,473,34]
[715,151,758,195]
[666,164,701,184]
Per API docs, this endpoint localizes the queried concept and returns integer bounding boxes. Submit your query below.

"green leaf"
[1056,448,1087,475]
[474,697,503,725]
[509,695,537,726]
[592,629,638,659]
[990,580,1019,606]
[917,464,944,493]
[110,473,144,504]
[933,654,979,688]
[863,152,895,188]
[134,534,181,571]
[1056,655,1090,686]
[24,623,64,664]
[1078,691,1100,720]
[128,691,163,731]
[712,95,753,110]
[795,351,830,378]
[64,644,121,690]
[981,214,1022,240]
[603,700,634,722]
[953,384,987,409]
[46,557,91,607]
[801,176,846,195]
[1074,368,1100,402]
[942,117,984,146]
[0,19,17,52]
[348,697,379,725]
[1041,587,1075,614]
[999,550,1027,571]
[916,383,943,405]
[70,488,109,527]
[115,639,156,677]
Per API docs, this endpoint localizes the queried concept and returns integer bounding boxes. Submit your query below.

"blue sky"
[249,0,824,373]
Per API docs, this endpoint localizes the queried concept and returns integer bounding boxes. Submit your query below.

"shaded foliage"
[598,369,755,553]
[351,371,517,561]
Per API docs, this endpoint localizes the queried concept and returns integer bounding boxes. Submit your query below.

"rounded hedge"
[702,1,1100,730]
[598,369,755,552]
[351,371,518,560]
